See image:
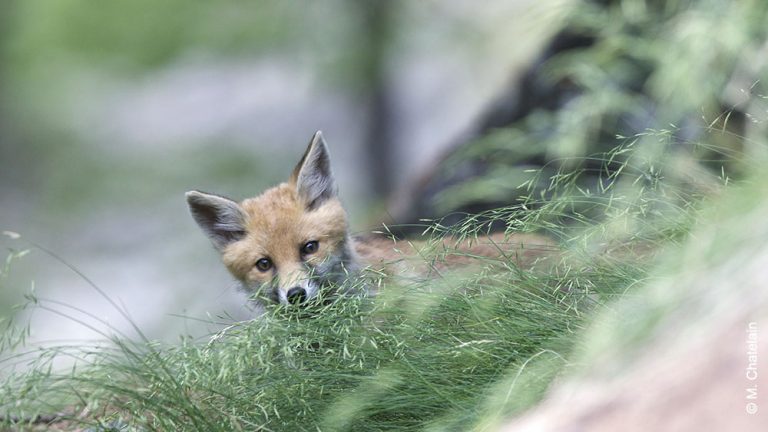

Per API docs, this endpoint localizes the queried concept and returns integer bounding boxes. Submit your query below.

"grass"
[0,112,736,432]
[0,138,679,431]
[2,1,766,430]
[3,101,762,429]
[0,148,751,431]
[0,265,620,431]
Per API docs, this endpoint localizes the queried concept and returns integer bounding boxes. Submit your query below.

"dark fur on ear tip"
[186,190,246,250]
[293,132,337,210]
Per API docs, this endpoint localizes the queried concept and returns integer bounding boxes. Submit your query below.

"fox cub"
[186,132,554,307]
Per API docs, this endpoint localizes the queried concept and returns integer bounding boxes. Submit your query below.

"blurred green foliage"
[1,0,396,101]
[7,1,316,72]
[1,0,767,430]
[0,0,404,223]
[432,0,767,218]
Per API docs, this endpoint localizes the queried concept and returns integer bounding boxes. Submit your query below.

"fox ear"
[185,191,246,250]
[291,131,337,209]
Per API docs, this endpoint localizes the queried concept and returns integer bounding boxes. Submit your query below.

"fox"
[186,132,556,307]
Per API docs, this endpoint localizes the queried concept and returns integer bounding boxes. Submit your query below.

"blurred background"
[1,2,766,428]
[0,0,571,343]
[2,0,766,349]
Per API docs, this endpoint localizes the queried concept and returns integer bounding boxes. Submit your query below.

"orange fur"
[353,231,557,277]
[222,183,349,288]
[187,131,559,306]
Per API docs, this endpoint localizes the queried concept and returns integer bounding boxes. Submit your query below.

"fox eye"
[255,258,272,272]
[301,240,319,255]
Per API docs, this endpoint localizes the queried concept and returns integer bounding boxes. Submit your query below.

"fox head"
[186,132,359,306]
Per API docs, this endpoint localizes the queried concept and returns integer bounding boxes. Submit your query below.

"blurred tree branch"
[356,0,396,198]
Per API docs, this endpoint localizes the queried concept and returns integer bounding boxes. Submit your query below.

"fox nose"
[286,287,307,305]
